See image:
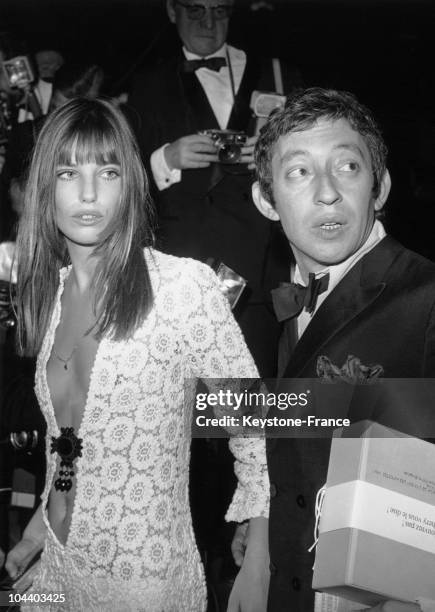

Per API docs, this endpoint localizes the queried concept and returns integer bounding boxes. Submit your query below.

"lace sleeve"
[225,436,270,522]
[182,260,270,522]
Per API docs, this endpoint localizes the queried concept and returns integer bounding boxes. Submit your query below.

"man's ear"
[166,0,176,23]
[374,169,391,213]
[252,181,280,221]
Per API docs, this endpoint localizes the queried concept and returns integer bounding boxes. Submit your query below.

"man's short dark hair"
[255,87,388,205]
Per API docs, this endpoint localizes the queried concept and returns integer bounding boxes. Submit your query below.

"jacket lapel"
[177,59,220,132]
[282,236,401,378]
[227,54,261,132]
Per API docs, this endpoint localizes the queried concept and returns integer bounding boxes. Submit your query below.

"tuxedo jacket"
[266,236,435,611]
[127,51,295,295]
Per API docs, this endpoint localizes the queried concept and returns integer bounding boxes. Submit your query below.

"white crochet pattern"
[26,250,269,612]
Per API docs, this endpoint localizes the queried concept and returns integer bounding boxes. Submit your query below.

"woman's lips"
[72,212,103,225]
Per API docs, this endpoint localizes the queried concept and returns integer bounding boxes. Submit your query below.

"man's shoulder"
[383,236,435,275]
[127,56,182,126]
[130,56,180,93]
[242,51,303,93]
[366,236,435,293]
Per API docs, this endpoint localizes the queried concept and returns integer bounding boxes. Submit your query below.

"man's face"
[264,118,389,276]
[167,0,233,57]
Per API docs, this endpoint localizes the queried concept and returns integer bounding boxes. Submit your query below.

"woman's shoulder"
[144,248,218,288]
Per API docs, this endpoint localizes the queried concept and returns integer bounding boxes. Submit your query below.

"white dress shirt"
[150,44,246,191]
[294,220,387,340]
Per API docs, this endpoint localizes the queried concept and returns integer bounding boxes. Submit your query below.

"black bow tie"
[183,57,227,73]
[271,273,330,322]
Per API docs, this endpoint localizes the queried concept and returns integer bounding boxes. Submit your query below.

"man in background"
[128,0,300,377]
[17,49,64,123]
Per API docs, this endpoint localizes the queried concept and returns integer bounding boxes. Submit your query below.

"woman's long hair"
[16,97,155,356]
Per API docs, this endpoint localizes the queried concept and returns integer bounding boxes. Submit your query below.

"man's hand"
[231,529,423,612]
[231,521,249,567]
[164,134,219,170]
[240,135,258,169]
[227,517,269,612]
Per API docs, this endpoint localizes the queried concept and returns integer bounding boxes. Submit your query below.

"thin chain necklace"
[52,345,78,371]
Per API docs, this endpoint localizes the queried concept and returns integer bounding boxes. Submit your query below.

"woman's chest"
[46,285,100,430]
[47,333,99,431]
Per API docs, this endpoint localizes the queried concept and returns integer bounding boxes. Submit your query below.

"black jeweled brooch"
[50,427,83,492]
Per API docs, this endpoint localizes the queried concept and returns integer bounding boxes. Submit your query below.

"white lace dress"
[25,250,269,612]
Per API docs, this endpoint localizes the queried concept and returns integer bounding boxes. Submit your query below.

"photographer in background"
[17,49,64,123]
[128,0,300,378]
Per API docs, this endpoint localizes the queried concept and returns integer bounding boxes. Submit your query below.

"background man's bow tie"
[183,57,227,73]
[271,273,330,322]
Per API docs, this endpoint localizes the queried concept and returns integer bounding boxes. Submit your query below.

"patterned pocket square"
[316,354,384,384]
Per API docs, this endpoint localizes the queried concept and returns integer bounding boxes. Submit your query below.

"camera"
[2,55,35,89]
[200,129,247,164]
[10,430,39,451]
[0,430,38,450]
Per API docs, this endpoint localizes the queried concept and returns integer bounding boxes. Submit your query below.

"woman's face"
[55,156,122,249]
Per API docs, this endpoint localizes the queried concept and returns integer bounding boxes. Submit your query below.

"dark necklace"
[52,345,78,371]
[50,427,83,492]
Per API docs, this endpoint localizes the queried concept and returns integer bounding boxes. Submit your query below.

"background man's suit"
[128,50,295,376]
[266,236,435,611]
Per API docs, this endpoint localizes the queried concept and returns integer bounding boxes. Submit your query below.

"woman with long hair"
[0,64,105,570]
[4,98,269,611]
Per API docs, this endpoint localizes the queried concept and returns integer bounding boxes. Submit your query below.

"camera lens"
[9,430,38,450]
[219,143,242,164]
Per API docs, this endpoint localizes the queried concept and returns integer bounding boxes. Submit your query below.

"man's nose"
[315,172,341,206]
[80,176,97,203]
[201,7,216,29]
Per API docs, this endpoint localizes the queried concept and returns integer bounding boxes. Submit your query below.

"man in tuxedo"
[128,0,298,376]
[234,87,435,611]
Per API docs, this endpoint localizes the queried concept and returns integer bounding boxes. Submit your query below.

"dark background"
[1,0,435,257]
